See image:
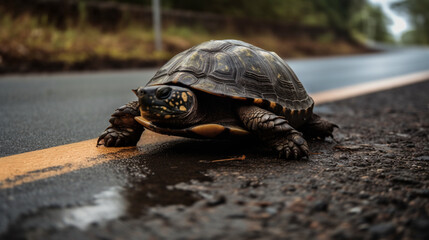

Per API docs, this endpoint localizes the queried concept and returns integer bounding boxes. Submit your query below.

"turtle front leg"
[238,105,309,159]
[97,101,144,147]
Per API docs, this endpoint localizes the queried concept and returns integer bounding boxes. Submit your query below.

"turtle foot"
[301,114,338,140]
[267,131,309,159]
[97,126,141,147]
[97,101,144,147]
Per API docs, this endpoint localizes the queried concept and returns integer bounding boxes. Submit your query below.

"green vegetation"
[392,0,429,45]
[0,0,393,72]
[104,0,392,41]
[0,11,160,65]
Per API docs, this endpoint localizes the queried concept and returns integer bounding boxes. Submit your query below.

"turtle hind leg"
[238,105,309,159]
[97,101,144,147]
[300,114,338,140]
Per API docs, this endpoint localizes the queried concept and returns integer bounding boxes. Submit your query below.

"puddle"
[2,137,260,235]
[56,139,224,228]
[61,186,126,230]
[119,138,253,217]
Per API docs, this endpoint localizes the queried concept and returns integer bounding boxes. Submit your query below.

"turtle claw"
[285,148,291,159]
[97,126,141,147]
[270,131,309,160]
[98,101,144,147]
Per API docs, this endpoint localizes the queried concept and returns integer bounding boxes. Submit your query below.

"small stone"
[410,218,429,239]
[331,228,352,240]
[240,180,252,188]
[389,143,399,148]
[283,186,296,192]
[391,177,419,185]
[206,195,226,207]
[414,155,429,161]
[288,198,306,213]
[396,133,410,138]
[409,189,429,198]
[359,192,370,199]
[311,200,329,212]
[358,223,369,230]
[375,196,389,205]
[265,207,278,215]
[369,222,396,238]
[362,210,378,223]
[384,153,396,159]
[348,207,362,214]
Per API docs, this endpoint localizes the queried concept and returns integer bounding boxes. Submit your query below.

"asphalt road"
[1,46,429,239]
[1,47,429,157]
[1,77,428,239]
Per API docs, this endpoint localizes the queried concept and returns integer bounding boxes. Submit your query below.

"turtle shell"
[147,40,314,115]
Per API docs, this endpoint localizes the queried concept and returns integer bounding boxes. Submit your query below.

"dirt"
[3,81,429,239]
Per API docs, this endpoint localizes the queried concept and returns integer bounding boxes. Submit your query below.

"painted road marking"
[0,139,137,189]
[311,70,429,104]
[1,70,429,189]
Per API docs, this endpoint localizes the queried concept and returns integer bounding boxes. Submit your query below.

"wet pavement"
[1,80,429,239]
[1,47,429,157]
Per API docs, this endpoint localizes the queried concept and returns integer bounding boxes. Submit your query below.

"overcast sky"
[368,0,410,39]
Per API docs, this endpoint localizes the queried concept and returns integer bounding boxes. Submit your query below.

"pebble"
[409,189,429,198]
[391,177,419,185]
[359,192,370,199]
[369,222,396,238]
[396,133,410,138]
[311,200,329,212]
[414,155,429,161]
[384,153,396,159]
[206,195,226,207]
[348,206,362,214]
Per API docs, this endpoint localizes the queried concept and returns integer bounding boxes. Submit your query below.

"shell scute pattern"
[210,52,236,81]
[147,40,313,112]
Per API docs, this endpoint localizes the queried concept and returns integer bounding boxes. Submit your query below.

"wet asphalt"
[1,47,429,157]
[1,80,428,239]
[0,48,429,239]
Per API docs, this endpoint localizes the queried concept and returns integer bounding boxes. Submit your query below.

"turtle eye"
[156,87,172,99]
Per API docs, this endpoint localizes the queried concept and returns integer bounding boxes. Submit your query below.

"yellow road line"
[311,70,429,104]
[1,71,428,189]
[0,139,138,189]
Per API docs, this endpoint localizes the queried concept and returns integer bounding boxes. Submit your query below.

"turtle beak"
[133,87,147,98]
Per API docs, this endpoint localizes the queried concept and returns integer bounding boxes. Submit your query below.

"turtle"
[97,39,337,159]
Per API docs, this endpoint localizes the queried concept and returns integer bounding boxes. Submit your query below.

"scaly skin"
[97,101,144,147]
[238,105,310,159]
[300,113,338,140]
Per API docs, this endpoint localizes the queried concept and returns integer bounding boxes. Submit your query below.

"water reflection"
[61,186,126,230]
[7,137,260,233]
[118,138,258,218]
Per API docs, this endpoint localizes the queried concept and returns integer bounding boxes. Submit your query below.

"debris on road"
[1,80,428,239]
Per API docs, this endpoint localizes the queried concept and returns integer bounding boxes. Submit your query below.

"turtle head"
[133,85,197,126]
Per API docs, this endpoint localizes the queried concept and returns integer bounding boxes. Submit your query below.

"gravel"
[3,80,429,240]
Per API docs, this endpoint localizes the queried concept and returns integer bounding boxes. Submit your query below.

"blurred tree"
[87,0,393,42]
[369,5,394,43]
[391,0,429,44]
[354,4,394,43]
[313,0,366,39]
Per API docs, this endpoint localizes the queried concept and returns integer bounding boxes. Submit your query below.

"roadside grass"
[0,10,370,71]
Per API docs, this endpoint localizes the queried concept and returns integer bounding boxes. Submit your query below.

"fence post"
[152,0,162,51]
